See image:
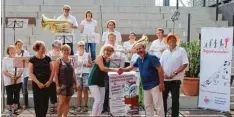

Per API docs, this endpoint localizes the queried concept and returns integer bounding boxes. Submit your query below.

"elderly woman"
[47,40,63,113]
[89,44,118,117]
[14,39,30,109]
[28,41,54,117]
[2,45,23,115]
[75,41,92,112]
[54,44,78,117]
[80,10,98,61]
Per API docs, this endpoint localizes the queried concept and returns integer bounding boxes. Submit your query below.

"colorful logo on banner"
[203,38,231,54]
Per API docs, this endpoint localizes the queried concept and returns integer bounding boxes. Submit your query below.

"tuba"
[41,14,73,34]
[132,34,149,49]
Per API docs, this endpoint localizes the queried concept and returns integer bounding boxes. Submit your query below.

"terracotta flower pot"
[182,77,199,96]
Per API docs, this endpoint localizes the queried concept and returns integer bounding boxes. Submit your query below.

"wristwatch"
[174,72,178,75]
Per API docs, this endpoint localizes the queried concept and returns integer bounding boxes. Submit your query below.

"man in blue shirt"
[118,43,165,117]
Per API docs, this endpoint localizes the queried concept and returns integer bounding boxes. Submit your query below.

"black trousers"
[5,83,22,105]
[32,83,50,117]
[49,82,57,104]
[103,76,109,110]
[163,80,181,117]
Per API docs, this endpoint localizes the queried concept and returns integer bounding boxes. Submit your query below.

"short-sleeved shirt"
[160,47,189,81]
[57,14,78,27]
[89,56,110,87]
[133,52,161,90]
[17,50,30,79]
[149,38,167,58]
[2,56,23,86]
[80,19,97,35]
[29,55,51,84]
[102,30,122,45]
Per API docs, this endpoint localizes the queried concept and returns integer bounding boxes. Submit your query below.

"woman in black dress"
[28,41,54,117]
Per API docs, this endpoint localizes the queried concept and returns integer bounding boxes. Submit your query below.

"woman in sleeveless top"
[28,41,54,117]
[15,39,30,109]
[54,44,78,117]
[75,41,93,112]
[47,40,63,113]
[89,44,118,117]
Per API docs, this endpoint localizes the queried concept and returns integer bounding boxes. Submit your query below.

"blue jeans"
[22,77,28,94]
[22,77,29,106]
[85,43,96,61]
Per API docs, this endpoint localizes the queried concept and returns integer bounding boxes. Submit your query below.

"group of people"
[2,4,189,117]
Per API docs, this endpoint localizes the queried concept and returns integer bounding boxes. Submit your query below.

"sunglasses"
[64,9,70,11]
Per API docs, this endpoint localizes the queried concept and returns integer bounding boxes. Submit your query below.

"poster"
[198,27,233,112]
[108,71,139,116]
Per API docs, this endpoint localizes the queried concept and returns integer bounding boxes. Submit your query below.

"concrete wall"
[219,2,234,26]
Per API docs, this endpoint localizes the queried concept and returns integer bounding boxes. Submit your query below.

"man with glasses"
[57,5,79,55]
[57,5,78,29]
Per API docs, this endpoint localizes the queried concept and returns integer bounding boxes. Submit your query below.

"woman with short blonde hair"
[54,44,78,117]
[75,41,92,112]
[89,44,118,116]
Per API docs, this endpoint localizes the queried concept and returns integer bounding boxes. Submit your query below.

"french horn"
[132,34,149,49]
[41,14,73,34]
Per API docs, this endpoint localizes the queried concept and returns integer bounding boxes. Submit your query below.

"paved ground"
[1,108,234,117]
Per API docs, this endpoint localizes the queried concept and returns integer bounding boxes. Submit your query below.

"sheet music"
[13,57,30,68]
[55,33,74,43]
[80,33,100,43]
[7,19,28,28]
[110,55,125,68]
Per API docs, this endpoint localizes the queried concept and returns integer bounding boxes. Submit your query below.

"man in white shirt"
[57,5,78,55]
[160,33,189,117]
[150,28,167,58]
[101,20,122,45]
[57,5,78,29]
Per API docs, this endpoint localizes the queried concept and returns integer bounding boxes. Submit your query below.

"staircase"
[2,0,233,114]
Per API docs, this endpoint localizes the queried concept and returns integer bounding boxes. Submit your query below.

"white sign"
[198,27,233,112]
[108,72,139,116]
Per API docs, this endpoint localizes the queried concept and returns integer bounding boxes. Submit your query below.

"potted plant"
[180,40,200,96]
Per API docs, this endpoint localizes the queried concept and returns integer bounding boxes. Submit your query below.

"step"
[3,93,198,109]
[0,108,228,117]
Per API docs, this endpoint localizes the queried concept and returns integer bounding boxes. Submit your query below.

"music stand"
[171,9,180,33]
[56,34,74,55]
[6,19,28,42]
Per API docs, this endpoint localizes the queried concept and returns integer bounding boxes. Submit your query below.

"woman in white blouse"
[80,10,98,61]
[75,41,92,112]
[102,20,122,45]
[2,45,23,115]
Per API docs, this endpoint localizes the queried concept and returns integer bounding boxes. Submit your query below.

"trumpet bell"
[132,34,149,49]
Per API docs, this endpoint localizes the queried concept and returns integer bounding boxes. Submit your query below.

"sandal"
[83,106,88,112]
[77,106,82,112]
[49,105,55,114]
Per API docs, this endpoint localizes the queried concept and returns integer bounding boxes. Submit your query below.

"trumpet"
[132,34,149,49]
[41,14,73,34]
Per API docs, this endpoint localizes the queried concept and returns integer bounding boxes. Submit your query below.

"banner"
[108,71,139,116]
[198,27,233,112]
